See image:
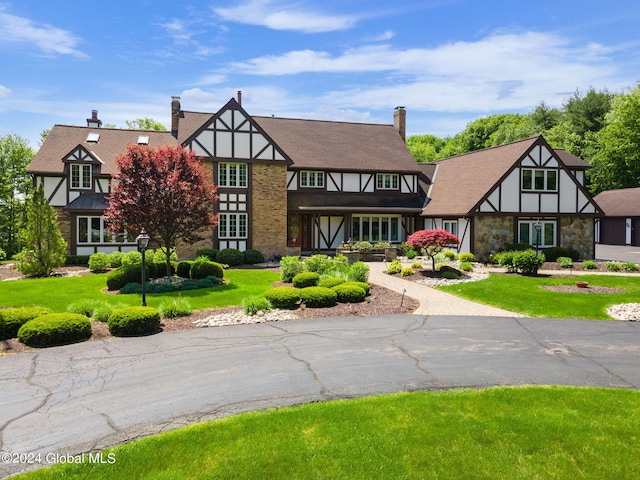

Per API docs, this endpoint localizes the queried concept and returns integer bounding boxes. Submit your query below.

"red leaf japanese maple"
[406,229,459,271]
[104,144,218,275]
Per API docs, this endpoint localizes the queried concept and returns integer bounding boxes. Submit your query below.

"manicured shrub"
[458,252,475,262]
[216,248,244,266]
[65,255,90,265]
[89,252,111,272]
[318,277,346,289]
[557,257,573,268]
[176,261,193,278]
[459,261,473,272]
[264,287,301,309]
[280,256,306,283]
[153,249,177,264]
[107,251,124,268]
[442,270,461,280]
[106,264,149,291]
[152,261,176,278]
[298,287,337,308]
[159,298,192,318]
[293,271,320,288]
[622,262,639,272]
[341,281,371,296]
[352,241,373,254]
[439,265,462,279]
[120,282,143,294]
[498,251,518,273]
[332,284,366,303]
[582,260,597,270]
[190,260,224,280]
[348,261,370,282]
[442,250,456,260]
[513,250,545,275]
[401,267,414,277]
[121,250,142,266]
[107,306,161,336]
[386,259,402,275]
[505,243,534,252]
[243,249,265,265]
[542,246,581,262]
[153,283,176,294]
[411,261,423,269]
[17,313,92,347]
[195,248,218,261]
[405,249,418,259]
[241,296,272,316]
[304,255,332,274]
[0,307,53,340]
[606,262,621,272]
[372,242,391,252]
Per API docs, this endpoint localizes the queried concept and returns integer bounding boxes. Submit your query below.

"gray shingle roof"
[594,187,640,216]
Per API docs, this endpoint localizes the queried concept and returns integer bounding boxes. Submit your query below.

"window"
[352,215,401,242]
[219,163,247,187]
[300,171,324,188]
[522,169,557,191]
[219,213,248,239]
[71,164,92,189]
[518,220,556,248]
[376,173,399,190]
[443,220,458,236]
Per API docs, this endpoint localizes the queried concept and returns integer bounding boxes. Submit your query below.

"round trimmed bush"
[216,248,244,266]
[458,252,475,262]
[243,249,265,265]
[152,262,176,278]
[176,261,193,278]
[195,248,218,261]
[106,264,149,291]
[17,313,92,347]
[120,282,143,294]
[107,251,124,268]
[318,277,345,289]
[89,252,110,272]
[190,260,224,279]
[298,287,337,308]
[292,271,320,288]
[107,306,161,337]
[0,307,53,340]
[332,284,366,303]
[341,281,370,296]
[264,287,301,309]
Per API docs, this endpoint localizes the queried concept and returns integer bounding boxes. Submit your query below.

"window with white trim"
[219,163,247,187]
[300,171,324,188]
[71,164,92,189]
[77,216,132,244]
[518,220,556,248]
[219,213,248,239]
[522,169,557,191]
[352,215,401,242]
[443,220,458,236]
[376,173,399,190]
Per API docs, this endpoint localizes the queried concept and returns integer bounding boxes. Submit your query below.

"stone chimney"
[86,110,102,128]
[394,106,406,141]
[171,96,181,138]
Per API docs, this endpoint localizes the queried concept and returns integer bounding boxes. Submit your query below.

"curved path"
[1,313,640,478]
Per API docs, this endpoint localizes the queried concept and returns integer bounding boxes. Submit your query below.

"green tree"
[125,118,167,131]
[17,184,67,276]
[564,87,614,135]
[528,101,563,132]
[0,134,34,256]
[406,134,446,162]
[589,84,640,194]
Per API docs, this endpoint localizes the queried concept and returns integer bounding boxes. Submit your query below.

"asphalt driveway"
[1,314,639,478]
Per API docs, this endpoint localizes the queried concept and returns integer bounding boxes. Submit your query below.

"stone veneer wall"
[560,217,594,260]
[53,207,72,254]
[473,216,514,262]
[251,163,288,257]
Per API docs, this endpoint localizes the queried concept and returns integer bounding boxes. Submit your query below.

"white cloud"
[159,18,225,57]
[213,0,357,33]
[0,85,11,97]
[0,7,87,58]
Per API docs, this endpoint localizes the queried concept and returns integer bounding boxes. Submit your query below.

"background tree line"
[406,82,640,195]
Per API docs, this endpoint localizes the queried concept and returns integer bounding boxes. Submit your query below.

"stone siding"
[54,207,72,254]
[560,217,594,260]
[473,216,514,261]
[251,163,288,257]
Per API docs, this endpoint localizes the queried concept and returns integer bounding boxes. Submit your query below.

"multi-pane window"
[77,216,131,244]
[352,215,400,242]
[522,169,557,191]
[300,171,324,188]
[219,163,247,187]
[219,213,248,239]
[518,220,556,248]
[71,164,92,189]
[443,220,458,236]
[376,173,399,190]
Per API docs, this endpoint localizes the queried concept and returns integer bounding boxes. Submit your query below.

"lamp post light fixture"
[534,219,542,253]
[136,229,150,307]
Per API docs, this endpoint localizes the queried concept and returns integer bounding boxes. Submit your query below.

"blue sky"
[1,0,639,149]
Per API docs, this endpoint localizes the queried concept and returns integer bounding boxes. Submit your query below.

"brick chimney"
[237,90,242,106]
[394,106,406,141]
[86,110,102,128]
[171,96,181,138]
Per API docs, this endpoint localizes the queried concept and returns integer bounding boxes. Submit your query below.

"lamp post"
[136,229,150,306]
[534,219,542,253]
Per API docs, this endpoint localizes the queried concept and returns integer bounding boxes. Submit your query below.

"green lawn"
[0,269,281,312]
[438,273,640,319]
[14,386,640,479]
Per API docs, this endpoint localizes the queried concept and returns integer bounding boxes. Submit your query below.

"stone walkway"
[367,262,524,317]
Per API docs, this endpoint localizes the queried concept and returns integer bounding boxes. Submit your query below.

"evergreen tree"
[17,184,67,276]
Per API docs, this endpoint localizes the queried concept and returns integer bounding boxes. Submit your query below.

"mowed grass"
[15,387,640,480]
[438,273,640,319]
[0,269,281,312]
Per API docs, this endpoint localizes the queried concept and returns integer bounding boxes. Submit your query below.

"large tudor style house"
[27,96,603,261]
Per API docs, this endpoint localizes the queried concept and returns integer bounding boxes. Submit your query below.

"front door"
[289,214,312,249]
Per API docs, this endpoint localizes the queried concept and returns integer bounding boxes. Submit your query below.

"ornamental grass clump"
[241,296,272,316]
[582,260,597,270]
[0,307,53,340]
[107,306,161,337]
[159,298,192,318]
[17,313,92,347]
